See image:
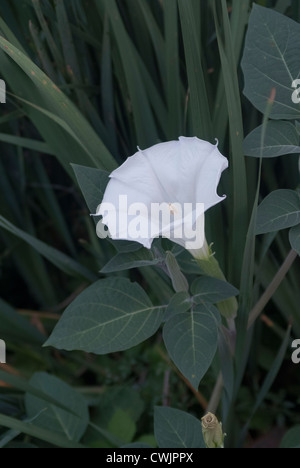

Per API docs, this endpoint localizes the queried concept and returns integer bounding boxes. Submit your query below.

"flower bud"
[201,413,225,448]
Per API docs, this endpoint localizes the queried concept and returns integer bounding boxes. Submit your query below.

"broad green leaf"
[25,372,89,443]
[191,277,239,304]
[101,249,162,273]
[95,386,145,426]
[45,277,165,354]
[189,253,239,319]
[0,298,44,345]
[86,386,144,447]
[163,304,220,388]
[107,409,136,445]
[163,292,192,322]
[256,190,300,234]
[289,223,300,255]
[0,215,96,282]
[154,407,205,449]
[242,4,300,119]
[244,121,300,158]
[280,426,300,448]
[72,164,109,214]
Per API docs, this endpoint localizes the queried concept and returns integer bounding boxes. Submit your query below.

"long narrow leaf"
[0,132,55,154]
[0,215,96,282]
[0,33,116,173]
[178,0,212,141]
[165,0,182,139]
[99,0,158,148]
[212,0,248,285]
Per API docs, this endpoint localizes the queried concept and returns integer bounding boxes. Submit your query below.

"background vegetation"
[0,0,299,448]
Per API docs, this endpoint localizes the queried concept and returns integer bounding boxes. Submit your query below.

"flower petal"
[177,137,228,208]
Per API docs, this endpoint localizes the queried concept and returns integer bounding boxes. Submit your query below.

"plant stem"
[156,346,208,410]
[206,373,223,414]
[247,249,298,329]
[206,249,298,416]
[192,242,238,320]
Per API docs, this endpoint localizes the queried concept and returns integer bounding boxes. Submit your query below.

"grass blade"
[0,33,116,173]
[101,15,118,157]
[165,0,182,139]
[0,215,97,282]
[0,132,55,154]
[0,297,44,345]
[178,0,213,141]
[29,19,57,82]
[32,0,65,71]
[99,0,159,148]
[0,370,79,416]
[212,0,248,285]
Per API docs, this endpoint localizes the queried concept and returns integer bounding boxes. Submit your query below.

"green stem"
[206,249,298,419]
[191,241,238,321]
[206,373,223,414]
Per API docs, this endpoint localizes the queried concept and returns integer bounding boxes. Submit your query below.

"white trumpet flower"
[95,137,228,255]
